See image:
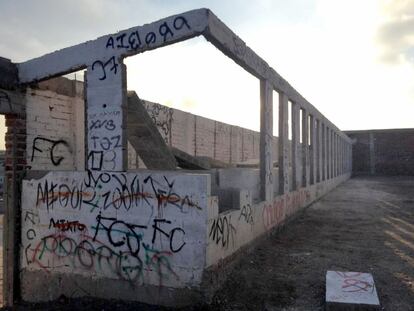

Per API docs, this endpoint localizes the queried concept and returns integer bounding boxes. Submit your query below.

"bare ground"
[3,176,414,310]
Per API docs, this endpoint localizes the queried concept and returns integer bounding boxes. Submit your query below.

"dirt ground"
[3,176,414,310]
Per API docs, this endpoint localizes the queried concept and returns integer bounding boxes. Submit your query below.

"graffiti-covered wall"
[21,170,209,300]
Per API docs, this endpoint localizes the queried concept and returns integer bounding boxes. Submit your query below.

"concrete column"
[326,127,329,179]
[339,138,342,175]
[321,123,325,181]
[260,79,273,202]
[302,109,309,187]
[291,102,301,190]
[329,129,335,178]
[341,139,344,175]
[316,119,321,182]
[86,60,127,171]
[309,115,316,185]
[328,127,332,179]
[278,93,289,195]
[334,132,337,177]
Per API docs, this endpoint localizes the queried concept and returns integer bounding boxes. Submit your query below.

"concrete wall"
[206,173,350,268]
[346,129,414,176]
[21,170,209,305]
[130,100,279,168]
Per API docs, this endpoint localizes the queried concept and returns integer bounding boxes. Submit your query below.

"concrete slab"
[326,271,380,310]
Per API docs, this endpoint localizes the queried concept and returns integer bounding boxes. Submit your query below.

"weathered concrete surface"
[326,271,380,310]
[7,176,414,310]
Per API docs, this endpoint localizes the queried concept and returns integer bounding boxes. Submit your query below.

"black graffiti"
[35,172,200,214]
[209,215,236,248]
[105,16,191,50]
[91,56,118,80]
[93,213,147,256]
[88,151,104,171]
[90,119,116,131]
[239,204,254,225]
[93,214,185,255]
[24,210,39,225]
[152,219,186,253]
[143,175,199,213]
[26,229,36,240]
[31,137,70,166]
[144,102,173,144]
[90,134,122,150]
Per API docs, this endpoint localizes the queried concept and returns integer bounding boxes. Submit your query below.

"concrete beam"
[16,8,351,146]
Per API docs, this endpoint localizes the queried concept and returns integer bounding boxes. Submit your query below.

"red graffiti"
[335,271,374,293]
[342,278,373,293]
[263,198,285,230]
[263,189,311,229]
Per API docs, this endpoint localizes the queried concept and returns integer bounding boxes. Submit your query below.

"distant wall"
[128,100,279,168]
[346,129,414,176]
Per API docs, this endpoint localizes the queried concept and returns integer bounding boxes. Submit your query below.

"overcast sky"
[0,0,413,137]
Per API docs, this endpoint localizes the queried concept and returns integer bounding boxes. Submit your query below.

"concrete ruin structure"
[0,9,355,307]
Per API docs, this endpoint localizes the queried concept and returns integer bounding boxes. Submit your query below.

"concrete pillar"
[316,119,321,183]
[278,92,289,195]
[291,102,301,190]
[341,139,344,175]
[321,123,325,181]
[301,109,309,187]
[260,79,273,202]
[309,115,316,185]
[86,60,127,171]
[334,132,337,177]
[326,127,330,179]
[330,129,333,178]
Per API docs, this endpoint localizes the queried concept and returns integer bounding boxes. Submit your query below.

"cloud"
[377,0,414,64]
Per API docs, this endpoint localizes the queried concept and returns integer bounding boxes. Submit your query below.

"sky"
[0,0,413,142]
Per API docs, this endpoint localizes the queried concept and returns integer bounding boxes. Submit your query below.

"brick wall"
[5,114,27,175]
[26,79,84,171]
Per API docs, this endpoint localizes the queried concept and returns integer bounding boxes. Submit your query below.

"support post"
[278,93,289,195]
[86,59,127,171]
[302,109,309,187]
[309,115,316,185]
[291,102,300,190]
[260,80,273,202]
